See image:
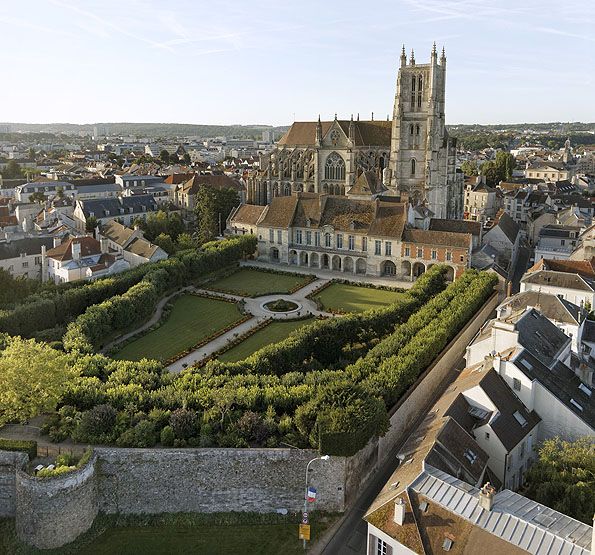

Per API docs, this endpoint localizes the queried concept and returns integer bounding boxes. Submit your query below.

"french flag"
[307,487,317,502]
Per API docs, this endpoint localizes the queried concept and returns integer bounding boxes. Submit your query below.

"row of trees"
[13,268,496,454]
[460,151,516,186]
[0,235,256,339]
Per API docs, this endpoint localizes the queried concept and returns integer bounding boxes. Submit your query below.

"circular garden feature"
[263,299,299,313]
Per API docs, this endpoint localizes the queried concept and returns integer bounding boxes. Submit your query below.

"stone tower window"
[325,152,345,181]
[417,76,423,108]
[411,158,416,176]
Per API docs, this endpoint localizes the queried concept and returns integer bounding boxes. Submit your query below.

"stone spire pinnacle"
[432,42,437,55]
[440,46,446,64]
[400,44,407,67]
[410,48,415,65]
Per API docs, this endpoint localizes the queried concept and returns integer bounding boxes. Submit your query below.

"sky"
[1,0,594,126]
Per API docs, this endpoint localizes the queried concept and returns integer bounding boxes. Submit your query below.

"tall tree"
[460,160,479,176]
[159,149,170,164]
[194,186,239,244]
[3,160,23,179]
[0,337,78,426]
[522,436,594,524]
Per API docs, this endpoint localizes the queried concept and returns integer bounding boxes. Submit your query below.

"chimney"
[393,497,406,525]
[71,240,81,261]
[479,483,496,512]
[53,236,62,248]
[100,237,108,254]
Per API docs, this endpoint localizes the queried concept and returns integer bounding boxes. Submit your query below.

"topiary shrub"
[160,425,175,447]
[74,404,117,443]
[169,408,198,440]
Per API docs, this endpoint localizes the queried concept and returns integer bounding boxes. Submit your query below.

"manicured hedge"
[0,438,37,460]
[0,235,256,339]
[35,267,495,457]
[62,236,257,352]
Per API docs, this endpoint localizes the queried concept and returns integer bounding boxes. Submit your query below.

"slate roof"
[475,370,540,451]
[538,224,582,238]
[513,349,594,429]
[0,236,54,260]
[488,210,520,244]
[521,270,595,293]
[402,228,472,248]
[515,308,570,366]
[79,195,159,218]
[499,291,582,326]
[126,237,162,259]
[99,220,135,247]
[430,218,482,237]
[277,120,392,147]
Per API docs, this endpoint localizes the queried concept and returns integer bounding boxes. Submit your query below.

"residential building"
[73,195,160,231]
[534,224,581,262]
[43,235,129,284]
[96,220,168,267]
[481,210,520,272]
[226,204,266,236]
[520,269,595,308]
[429,218,482,249]
[464,177,498,222]
[0,236,54,279]
[173,174,245,217]
[525,160,575,182]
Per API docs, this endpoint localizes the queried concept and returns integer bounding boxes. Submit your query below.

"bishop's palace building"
[231,45,472,281]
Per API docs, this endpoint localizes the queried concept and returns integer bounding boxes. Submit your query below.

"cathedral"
[247,44,463,219]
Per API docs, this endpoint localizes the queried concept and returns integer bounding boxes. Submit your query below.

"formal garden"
[0,234,497,457]
[309,282,407,314]
[218,318,316,363]
[203,267,315,297]
[112,294,246,363]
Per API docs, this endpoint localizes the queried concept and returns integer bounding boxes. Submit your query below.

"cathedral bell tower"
[388,43,458,219]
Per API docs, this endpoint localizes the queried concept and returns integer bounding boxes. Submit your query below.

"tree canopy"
[194,186,240,244]
[0,336,79,426]
[522,436,594,524]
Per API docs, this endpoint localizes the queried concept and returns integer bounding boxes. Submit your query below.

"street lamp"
[302,455,330,551]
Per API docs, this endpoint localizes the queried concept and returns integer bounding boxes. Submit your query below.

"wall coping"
[15,453,97,492]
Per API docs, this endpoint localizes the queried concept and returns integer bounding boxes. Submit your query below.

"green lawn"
[82,523,326,554]
[113,295,243,362]
[313,283,405,313]
[218,318,315,362]
[206,268,311,297]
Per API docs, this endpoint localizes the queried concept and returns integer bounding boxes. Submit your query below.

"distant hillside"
[0,122,290,139]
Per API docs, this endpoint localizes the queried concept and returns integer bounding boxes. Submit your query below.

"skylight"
[464,449,477,464]
[578,383,592,397]
[570,399,584,412]
[513,411,528,427]
[519,358,533,370]
[468,405,490,419]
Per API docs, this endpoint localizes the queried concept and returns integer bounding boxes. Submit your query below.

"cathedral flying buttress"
[246,44,463,219]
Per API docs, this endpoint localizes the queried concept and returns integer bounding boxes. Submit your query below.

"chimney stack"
[100,237,108,254]
[71,240,81,261]
[393,497,405,525]
[53,236,62,248]
[479,483,496,512]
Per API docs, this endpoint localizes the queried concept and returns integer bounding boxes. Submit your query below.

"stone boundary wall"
[377,291,499,465]
[0,451,28,517]
[15,454,98,549]
[0,293,498,550]
[95,447,345,515]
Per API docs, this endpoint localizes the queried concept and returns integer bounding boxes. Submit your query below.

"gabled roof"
[229,204,266,227]
[45,236,101,261]
[0,236,55,260]
[513,349,594,430]
[486,210,519,244]
[499,291,582,326]
[515,308,570,366]
[277,120,392,147]
[99,220,136,247]
[348,170,387,196]
[527,257,595,278]
[178,174,244,194]
[521,269,595,293]
[430,218,482,237]
[402,228,472,248]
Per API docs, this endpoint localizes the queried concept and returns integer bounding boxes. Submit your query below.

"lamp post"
[302,454,330,551]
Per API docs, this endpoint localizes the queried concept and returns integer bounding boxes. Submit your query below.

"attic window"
[468,405,490,419]
[570,399,584,411]
[578,383,592,397]
[419,501,429,512]
[442,538,453,552]
[464,449,477,464]
[513,411,528,427]
[519,358,533,370]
